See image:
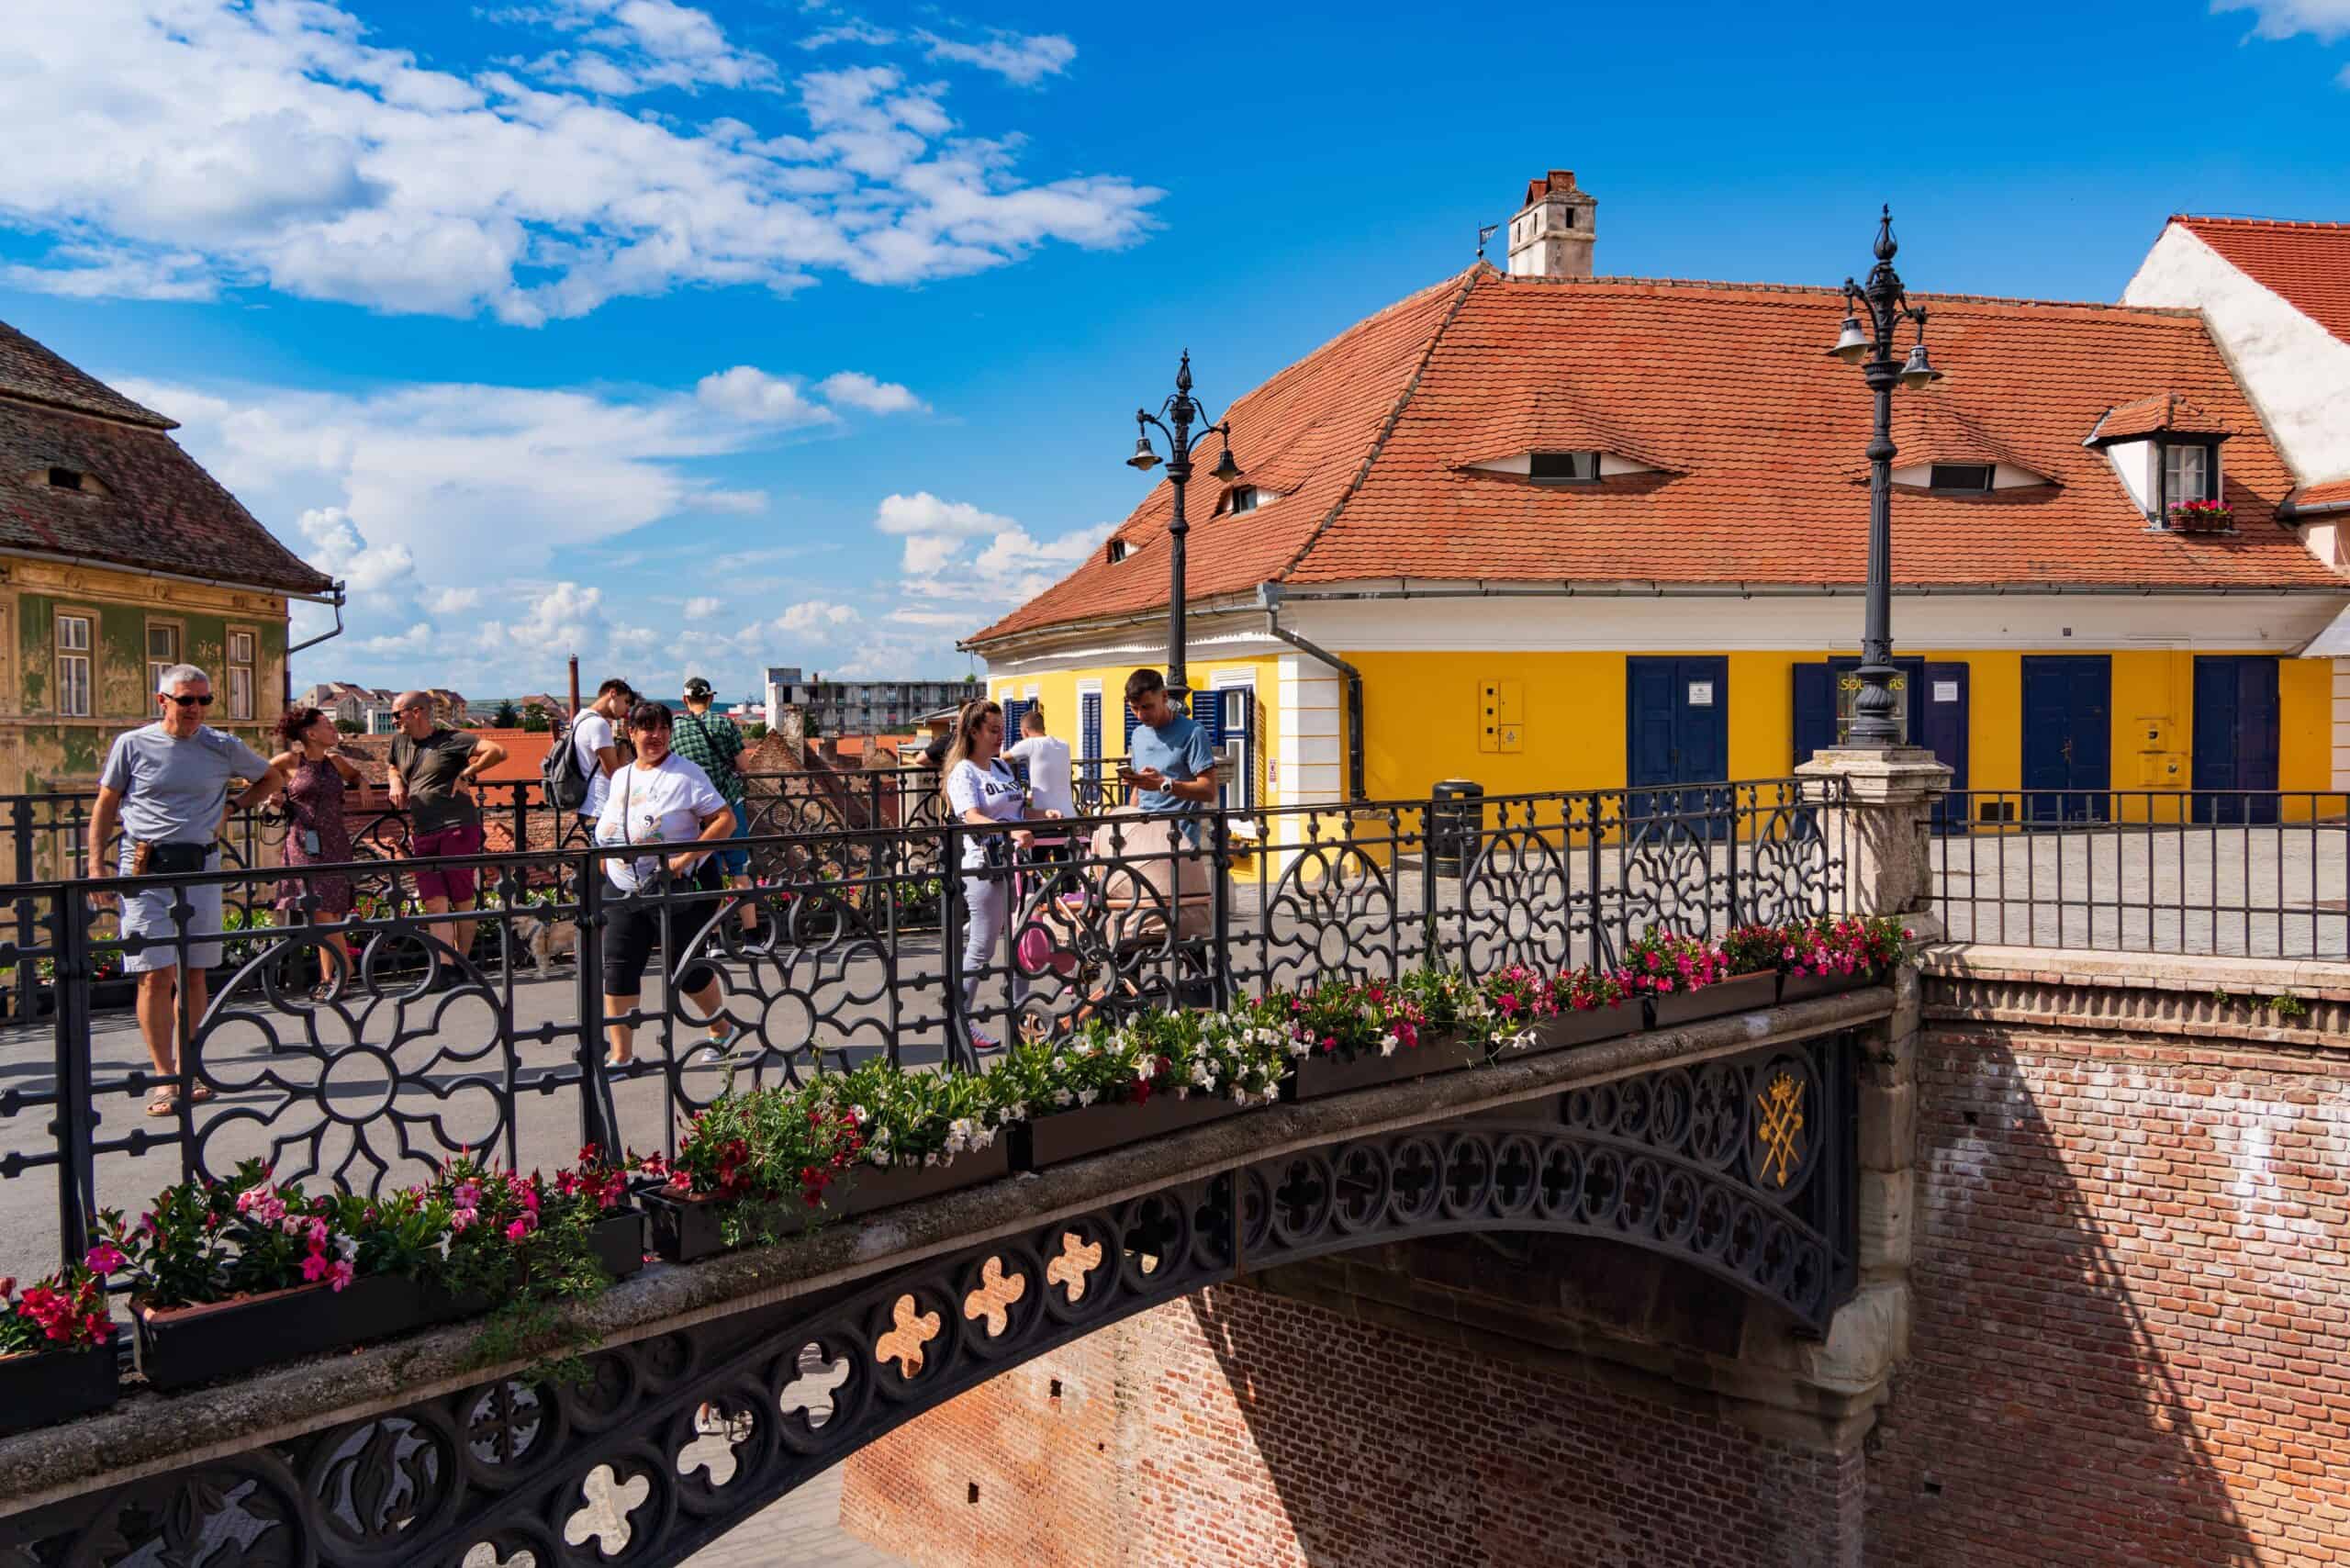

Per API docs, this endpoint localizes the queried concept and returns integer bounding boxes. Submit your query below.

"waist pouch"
[138,841,212,875]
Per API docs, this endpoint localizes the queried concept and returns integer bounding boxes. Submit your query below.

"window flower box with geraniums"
[2165,499,2233,532]
[1280,974,1482,1100]
[0,1253,120,1436]
[1777,915,1913,1003]
[1622,927,1767,1028]
[96,1159,435,1391]
[1500,962,1640,1056]
[421,1148,644,1373]
[996,1006,1289,1169]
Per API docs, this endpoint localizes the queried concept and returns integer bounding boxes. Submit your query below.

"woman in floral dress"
[270,706,364,995]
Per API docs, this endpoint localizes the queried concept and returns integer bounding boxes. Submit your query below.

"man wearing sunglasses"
[89,664,286,1116]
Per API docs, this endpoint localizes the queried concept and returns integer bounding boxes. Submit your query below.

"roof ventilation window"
[1528,451,1600,484]
[1928,463,1994,493]
[1106,538,1129,565]
[37,466,106,497]
[1221,485,1280,515]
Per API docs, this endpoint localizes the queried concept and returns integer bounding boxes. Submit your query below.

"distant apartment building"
[762,666,979,736]
[297,682,466,733]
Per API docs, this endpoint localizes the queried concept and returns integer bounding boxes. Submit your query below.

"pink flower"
[83,1243,124,1275]
[300,1249,330,1282]
[453,1182,480,1208]
[505,1217,532,1242]
[328,1260,354,1293]
[308,1217,329,1247]
[452,1207,477,1233]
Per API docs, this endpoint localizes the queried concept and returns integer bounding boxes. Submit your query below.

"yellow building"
[966,175,2350,830]
[0,319,339,830]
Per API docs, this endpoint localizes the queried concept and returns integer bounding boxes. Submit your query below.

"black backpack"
[542,717,590,812]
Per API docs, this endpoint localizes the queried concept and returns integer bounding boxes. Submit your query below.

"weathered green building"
[0,319,338,805]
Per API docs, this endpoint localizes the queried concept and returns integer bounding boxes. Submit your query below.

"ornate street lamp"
[1828,207,1942,748]
[1125,352,1241,713]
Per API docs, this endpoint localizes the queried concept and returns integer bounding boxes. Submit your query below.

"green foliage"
[2268,993,2311,1021]
[492,700,521,727]
[520,704,553,734]
[744,722,769,741]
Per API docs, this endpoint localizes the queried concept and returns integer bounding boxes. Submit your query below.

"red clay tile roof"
[0,320,173,428]
[2085,393,2234,446]
[2174,217,2350,346]
[0,320,333,597]
[970,266,2339,644]
[2287,477,2350,516]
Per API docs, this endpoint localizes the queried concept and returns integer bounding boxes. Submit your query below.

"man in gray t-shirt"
[90,664,285,1114]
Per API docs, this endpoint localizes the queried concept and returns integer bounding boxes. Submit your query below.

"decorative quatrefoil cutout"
[962,1256,1028,1338]
[1046,1231,1103,1304]
[874,1294,941,1377]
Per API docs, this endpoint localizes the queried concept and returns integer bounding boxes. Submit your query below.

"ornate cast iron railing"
[0,778,1845,1305]
[0,1033,1860,1565]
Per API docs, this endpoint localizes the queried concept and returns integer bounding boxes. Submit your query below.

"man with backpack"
[669,676,756,935]
[543,678,632,840]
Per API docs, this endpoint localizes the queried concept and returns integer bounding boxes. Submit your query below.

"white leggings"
[959,871,1010,1021]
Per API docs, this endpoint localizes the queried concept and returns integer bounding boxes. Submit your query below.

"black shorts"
[599,865,722,999]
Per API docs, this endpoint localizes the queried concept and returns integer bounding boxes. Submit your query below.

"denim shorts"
[713,806,753,878]
[117,845,223,973]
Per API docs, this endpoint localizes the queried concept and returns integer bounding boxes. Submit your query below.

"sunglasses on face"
[163,693,214,708]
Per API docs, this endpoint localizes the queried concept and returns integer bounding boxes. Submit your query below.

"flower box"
[1281,1034,1483,1102]
[643,1144,1012,1263]
[1778,969,1867,1006]
[1010,1092,1243,1170]
[1510,1002,1639,1058]
[1644,971,1779,1031]
[0,1344,119,1436]
[132,1272,429,1393]
[422,1208,646,1323]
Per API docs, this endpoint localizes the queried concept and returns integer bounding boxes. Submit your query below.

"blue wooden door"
[2021,656,2111,824]
[2191,656,2280,824]
[1628,656,1729,833]
[1919,662,1970,833]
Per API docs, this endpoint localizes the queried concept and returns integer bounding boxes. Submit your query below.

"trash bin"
[1429,779,1483,878]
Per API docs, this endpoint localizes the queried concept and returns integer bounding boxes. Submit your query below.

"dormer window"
[1928,463,1994,493]
[1528,451,1600,484]
[1226,486,1259,514]
[1106,538,1128,565]
[35,466,106,496]
[2162,442,2216,505]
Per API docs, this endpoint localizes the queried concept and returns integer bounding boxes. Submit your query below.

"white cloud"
[2214,0,2350,40]
[0,2,1158,322]
[297,507,417,593]
[873,490,1018,538]
[800,20,899,50]
[775,599,860,633]
[695,365,836,425]
[683,596,726,618]
[427,587,483,615]
[817,370,925,414]
[362,622,434,655]
[916,29,1077,86]
[867,491,1111,649]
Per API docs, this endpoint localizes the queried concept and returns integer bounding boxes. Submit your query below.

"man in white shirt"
[569,678,632,835]
[1002,705,1076,837]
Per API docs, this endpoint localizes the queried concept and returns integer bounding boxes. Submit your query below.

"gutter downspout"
[284,581,349,709]
[1258,582,1364,801]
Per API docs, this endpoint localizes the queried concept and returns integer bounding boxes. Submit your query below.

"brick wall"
[1868,1020,2350,1566]
[844,1283,1864,1568]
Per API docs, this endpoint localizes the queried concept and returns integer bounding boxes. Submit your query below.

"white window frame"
[54,611,92,719]
[227,628,257,722]
[145,620,183,701]
[1210,669,1259,829]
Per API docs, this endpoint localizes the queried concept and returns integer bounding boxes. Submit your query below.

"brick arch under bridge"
[0,1031,1859,1568]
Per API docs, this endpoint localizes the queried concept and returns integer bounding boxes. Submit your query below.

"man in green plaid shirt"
[671,677,755,932]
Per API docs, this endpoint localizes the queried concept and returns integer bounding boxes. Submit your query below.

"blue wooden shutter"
[1792,663,1836,767]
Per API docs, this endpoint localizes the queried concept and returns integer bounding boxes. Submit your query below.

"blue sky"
[3,0,2348,700]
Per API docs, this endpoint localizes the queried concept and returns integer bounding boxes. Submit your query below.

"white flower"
[848,1104,869,1124]
[1053,1088,1075,1109]
[1135,1066,1154,1086]
[1379,1032,1400,1058]
[335,1235,358,1262]
[924,1151,942,1168]
[972,1126,997,1149]
[870,1126,891,1149]
[1077,1087,1098,1107]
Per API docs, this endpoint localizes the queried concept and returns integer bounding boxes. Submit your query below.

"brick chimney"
[1507,170,1596,280]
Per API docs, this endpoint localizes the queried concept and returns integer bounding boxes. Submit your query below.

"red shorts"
[409,823,485,904]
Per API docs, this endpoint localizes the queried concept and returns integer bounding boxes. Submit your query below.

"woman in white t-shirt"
[941,697,1058,1050]
[593,701,737,1066]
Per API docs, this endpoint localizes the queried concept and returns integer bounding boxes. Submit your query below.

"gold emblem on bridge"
[1755,1071,1807,1188]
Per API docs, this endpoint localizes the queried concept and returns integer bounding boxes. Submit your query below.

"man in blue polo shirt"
[1119,667,1217,823]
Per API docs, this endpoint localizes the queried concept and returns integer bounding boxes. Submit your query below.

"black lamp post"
[1827,207,1943,748]
[1125,352,1241,713]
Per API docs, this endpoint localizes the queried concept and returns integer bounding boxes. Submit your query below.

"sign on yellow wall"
[1479,678,1524,754]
